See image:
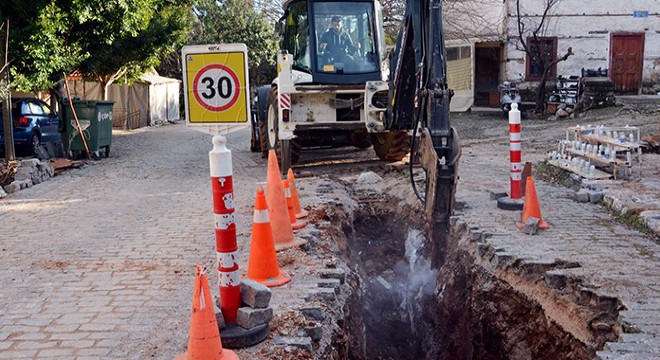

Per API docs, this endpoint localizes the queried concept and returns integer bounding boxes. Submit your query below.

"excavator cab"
[279,0,387,85]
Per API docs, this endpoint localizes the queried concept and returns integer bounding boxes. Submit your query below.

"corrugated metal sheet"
[447,58,472,91]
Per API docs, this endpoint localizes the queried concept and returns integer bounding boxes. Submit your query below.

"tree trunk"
[535,69,551,113]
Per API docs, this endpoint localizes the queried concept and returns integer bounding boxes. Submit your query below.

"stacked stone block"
[2,159,55,194]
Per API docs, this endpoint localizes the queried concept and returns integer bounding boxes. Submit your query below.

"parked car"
[0,97,60,156]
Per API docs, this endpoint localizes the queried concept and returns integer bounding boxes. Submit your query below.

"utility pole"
[2,19,14,161]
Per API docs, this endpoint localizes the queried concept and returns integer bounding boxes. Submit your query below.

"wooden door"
[610,33,644,94]
[474,44,501,107]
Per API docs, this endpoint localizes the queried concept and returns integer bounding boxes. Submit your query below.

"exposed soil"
[329,188,618,359]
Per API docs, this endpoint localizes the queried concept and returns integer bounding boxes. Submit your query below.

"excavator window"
[283,1,312,72]
[311,1,379,74]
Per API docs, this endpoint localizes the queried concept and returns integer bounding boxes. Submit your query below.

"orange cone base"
[291,218,308,230]
[274,238,308,252]
[515,219,550,230]
[251,269,292,288]
[174,349,239,360]
[295,209,309,219]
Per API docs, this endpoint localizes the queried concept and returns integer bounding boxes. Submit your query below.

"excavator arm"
[386,0,461,226]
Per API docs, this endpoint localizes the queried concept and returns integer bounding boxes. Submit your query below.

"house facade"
[442,0,659,110]
[503,0,659,96]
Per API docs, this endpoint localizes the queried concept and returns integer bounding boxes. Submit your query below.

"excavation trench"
[336,203,601,360]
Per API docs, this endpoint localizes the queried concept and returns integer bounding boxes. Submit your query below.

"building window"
[525,37,557,81]
[447,46,471,61]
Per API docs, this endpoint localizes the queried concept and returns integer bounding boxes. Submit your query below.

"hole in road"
[340,204,598,359]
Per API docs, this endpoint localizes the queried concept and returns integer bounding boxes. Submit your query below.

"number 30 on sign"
[182,44,250,132]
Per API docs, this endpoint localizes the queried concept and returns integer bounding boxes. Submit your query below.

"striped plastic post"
[509,103,522,199]
[209,135,240,324]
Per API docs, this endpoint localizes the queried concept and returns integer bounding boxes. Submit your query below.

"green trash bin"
[62,100,114,159]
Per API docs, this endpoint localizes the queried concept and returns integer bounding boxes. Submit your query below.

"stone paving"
[0,124,270,359]
[451,134,659,359]
[0,110,658,359]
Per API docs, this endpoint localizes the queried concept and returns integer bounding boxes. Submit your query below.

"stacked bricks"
[235,279,274,329]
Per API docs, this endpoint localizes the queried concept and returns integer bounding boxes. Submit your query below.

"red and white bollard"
[209,135,240,324]
[497,103,525,210]
[509,103,522,199]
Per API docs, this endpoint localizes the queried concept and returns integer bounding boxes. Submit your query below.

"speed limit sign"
[182,44,250,134]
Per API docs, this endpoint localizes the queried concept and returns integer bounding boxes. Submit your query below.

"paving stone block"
[320,268,345,284]
[489,190,508,200]
[318,278,341,294]
[273,336,313,351]
[299,307,326,321]
[21,159,39,167]
[4,182,20,193]
[304,325,323,341]
[523,217,540,235]
[606,341,658,353]
[0,187,6,198]
[236,307,272,329]
[21,179,33,189]
[240,279,271,308]
[0,350,38,358]
[304,288,336,302]
[575,189,590,203]
[589,190,604,204]
[544,270,567,289]
[493,252,515,267]
[603,194,615,207]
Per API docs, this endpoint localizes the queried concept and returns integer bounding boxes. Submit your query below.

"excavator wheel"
[351,131,373,149]
[370,131,411,161]
[258,121,269,158]
[264,89,301,171]
[252,86,270,153]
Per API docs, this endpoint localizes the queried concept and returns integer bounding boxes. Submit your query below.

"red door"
[610,33,644,94]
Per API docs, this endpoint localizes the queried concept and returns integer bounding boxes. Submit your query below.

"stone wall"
[0,159,54,197]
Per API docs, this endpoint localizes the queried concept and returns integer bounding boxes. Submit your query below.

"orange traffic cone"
[515,177,550,230]
[175,266,238,360]
[287,169,309,219]
[283,179,307,230]
[247,187,292,287]
[265,150,306,252]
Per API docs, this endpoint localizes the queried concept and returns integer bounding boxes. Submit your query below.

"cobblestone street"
[0,105,658,359]
[0,124,267,359]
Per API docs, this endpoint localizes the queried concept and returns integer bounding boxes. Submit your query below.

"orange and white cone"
[247,187,292,287]
[515,177,550,230]
[283,179,307,230]
[265,150,306,251]
[287,169,309,219]
[175,266,238,360]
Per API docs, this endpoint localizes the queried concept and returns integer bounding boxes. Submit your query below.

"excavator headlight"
[282,109,290,123]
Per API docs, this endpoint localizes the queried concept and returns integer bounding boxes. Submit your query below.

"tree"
[76,1,194,99]
[512,0,573,112]
[443,0,505,41]
[190,0,279,86]
[0,0,193,97]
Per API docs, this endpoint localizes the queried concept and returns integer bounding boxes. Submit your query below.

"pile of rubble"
[548,103,576,120]
[1,159,54,197]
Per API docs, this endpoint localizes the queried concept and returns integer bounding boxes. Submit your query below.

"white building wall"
[503,0,659,91]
